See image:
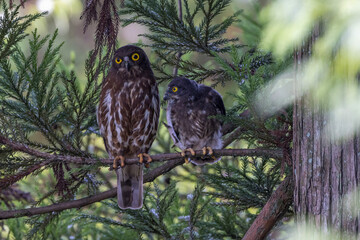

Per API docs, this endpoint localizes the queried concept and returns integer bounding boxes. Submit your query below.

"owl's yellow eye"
[172,86,178,92]
[131,53,140,61]
[115,58,122,64]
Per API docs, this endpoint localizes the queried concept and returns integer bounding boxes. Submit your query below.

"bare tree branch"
[222,127,243,147]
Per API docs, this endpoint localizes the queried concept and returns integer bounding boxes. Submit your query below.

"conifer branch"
[0,158,183,220]
[0,134,282,167]
[172,0,183,77]
[0,132,283,220]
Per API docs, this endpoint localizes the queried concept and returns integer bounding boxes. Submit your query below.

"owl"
[97,45,160,209]
[163,77,226,165]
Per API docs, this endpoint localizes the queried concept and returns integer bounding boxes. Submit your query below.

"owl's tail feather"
[116,164,143,209]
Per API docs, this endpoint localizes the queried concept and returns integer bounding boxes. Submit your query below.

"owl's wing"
[207,88,226,118]
[190,87,226,139]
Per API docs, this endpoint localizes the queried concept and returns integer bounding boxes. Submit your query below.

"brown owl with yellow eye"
[164,77,225,165]
[97,45,159,209]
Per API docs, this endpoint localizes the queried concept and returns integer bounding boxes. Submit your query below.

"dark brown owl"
[163,77,225,165]
[97,45,159,209]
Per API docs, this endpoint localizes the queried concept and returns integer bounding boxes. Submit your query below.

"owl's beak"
[123,56,130,71]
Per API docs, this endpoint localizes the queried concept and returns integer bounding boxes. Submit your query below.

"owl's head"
[112,45,151,72]
[163,77,199,101]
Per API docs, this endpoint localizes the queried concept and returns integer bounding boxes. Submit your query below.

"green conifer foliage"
[0,1,106,209]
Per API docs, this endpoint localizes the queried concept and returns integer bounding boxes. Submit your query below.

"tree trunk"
[293,26,360,235]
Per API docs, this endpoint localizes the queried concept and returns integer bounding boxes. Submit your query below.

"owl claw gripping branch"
[113,155,125,169]
[138,153,152,168]
[181,148,196,163]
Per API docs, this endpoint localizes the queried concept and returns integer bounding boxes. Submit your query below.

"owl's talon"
[202,146,214,156]
[181,148,196,157]
[181,148,195,163]
[138,153,152,167]
[181,150,186,157]
[120,156,125,168]
[113,159,117,170]
[181,148,195,156]
[202,147,207,155]
[206,146,213,156]
[113,156,125,169]
[138,153,144,164]
[144,153,152,164]
[144,153,152,168]
[188,148,196,156]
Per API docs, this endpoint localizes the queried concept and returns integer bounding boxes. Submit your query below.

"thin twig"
[0,160,51,189]
[172,0,183,77]
[222,127,244,147]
